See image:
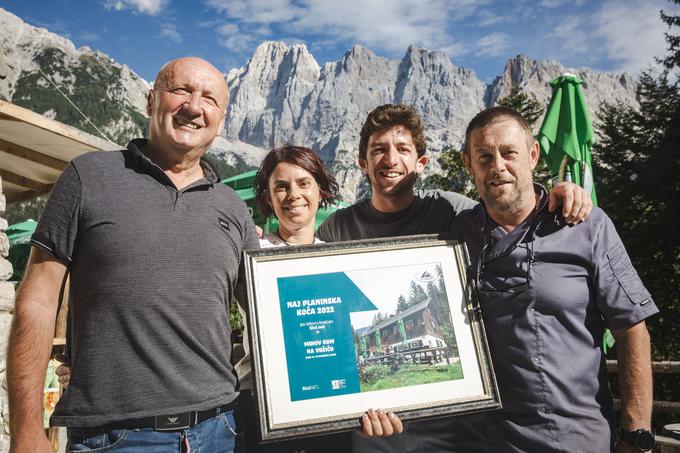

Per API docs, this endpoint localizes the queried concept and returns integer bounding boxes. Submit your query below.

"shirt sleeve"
[241,212,260,252]
[30,162,82,265]
[592,211,659,330]
[440,190,478,214]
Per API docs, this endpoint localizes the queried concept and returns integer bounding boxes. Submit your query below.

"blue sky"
[1,0,677,83]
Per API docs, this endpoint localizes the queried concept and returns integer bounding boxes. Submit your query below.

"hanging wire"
[38,68,115,143]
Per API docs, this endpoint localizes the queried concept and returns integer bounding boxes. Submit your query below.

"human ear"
[146,90,155,116]
[529,141,540,170]
[359,159,368,175]
[415,155,429,174]
[462,152,473,174]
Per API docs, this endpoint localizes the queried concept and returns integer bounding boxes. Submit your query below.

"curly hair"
[254,145,339,219]
[358,104,427,160]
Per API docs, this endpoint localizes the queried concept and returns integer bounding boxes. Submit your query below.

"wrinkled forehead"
[470,118,530,147]
[156,60,228,98]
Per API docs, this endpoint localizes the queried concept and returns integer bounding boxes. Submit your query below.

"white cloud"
[540,0,585,8]
[160,22,182,43]
[102,0,168,15]
[475,32,510,57]
[477,10,514,26]
[80,31,102,41]
[549,15,592,55]
[215,23,261,53]
[217,23,239,36]
[594,0,673,75]
[205,0,486,59]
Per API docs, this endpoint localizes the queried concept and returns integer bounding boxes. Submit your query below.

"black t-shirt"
[316,190,477,242]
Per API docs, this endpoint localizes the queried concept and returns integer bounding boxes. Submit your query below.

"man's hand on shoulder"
[548,181,593,224]
[358,408,404,437]
[55,353,71,388]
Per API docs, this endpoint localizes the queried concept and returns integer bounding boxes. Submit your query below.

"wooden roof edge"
[0,99,124,151]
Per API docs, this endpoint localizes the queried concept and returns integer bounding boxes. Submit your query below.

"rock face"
[225,43,490,198]
[225,43,637,200]
[0,8,149,146]
[487,54,638,118]
[0,7,639,202]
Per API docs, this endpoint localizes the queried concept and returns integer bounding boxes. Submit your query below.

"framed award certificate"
[243,235,500,441]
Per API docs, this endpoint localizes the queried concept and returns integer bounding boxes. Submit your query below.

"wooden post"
[47,277,69,453]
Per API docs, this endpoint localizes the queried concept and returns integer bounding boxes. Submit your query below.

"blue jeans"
[68,411,239,453]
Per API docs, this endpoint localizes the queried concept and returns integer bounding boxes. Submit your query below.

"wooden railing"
[607,360,680,451]
[607,360,680,413]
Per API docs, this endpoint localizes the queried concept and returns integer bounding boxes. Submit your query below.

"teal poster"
[278,272,377,401]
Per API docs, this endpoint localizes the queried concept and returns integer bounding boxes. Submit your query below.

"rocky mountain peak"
[0,9,640,202]
[0,7,150,145]
[488,54,638,116]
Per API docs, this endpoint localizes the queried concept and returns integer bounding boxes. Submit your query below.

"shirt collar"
[482,183,548,262]
[126,139,218,187]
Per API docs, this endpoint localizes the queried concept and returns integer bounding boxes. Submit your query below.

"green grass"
[360,361,464,392]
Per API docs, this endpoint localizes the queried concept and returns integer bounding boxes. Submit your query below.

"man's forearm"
[614,321,653,430]
[7,249,66,452]
[7,294,59,447]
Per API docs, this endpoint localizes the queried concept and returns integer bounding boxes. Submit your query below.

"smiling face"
[360,125,429,211]
[464,117,539,216]
[146,57,228,157]
[267,162,322,233]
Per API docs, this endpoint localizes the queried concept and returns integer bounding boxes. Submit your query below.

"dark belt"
[86,400,238,432]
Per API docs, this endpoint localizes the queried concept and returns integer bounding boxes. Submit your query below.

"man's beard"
[480,174,529,212]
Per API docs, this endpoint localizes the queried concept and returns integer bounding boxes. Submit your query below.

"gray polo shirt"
[32,139,259,428]
[450,184,658,452]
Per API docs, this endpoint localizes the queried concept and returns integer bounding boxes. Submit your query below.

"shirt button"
[533,357,539,363]
[530,308,535,314]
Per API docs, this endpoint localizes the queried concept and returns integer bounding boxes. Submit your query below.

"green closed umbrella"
[374,330,381,354]
[360,336,367,357]
[397,319,407,346]
[538,74,598,206]
[538,78,612,350]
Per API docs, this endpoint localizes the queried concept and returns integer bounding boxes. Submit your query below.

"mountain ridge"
[0,8,639,202]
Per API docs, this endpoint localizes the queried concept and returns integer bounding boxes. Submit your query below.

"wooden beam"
[0,169,52,193]
[0,138,67,171]
[5,189,45,203]
[607,360,680,374]
[0,99,120,150]
[613,399,680,413]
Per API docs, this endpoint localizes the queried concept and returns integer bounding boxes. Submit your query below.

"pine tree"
[396,295,409,313]
[594,0,680,429]
[407,281,427,306]
[497,84,544,126]
[371,312,384,328]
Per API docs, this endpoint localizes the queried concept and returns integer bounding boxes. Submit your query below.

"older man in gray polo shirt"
[451,106,657,452]
[7,57,258,453]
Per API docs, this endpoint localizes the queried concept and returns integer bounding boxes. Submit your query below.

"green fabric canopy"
[6,219,37,282]
[538,74,598,205]
[374,329,381,352]
[538,76,612,350]
[397,318,407,346]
